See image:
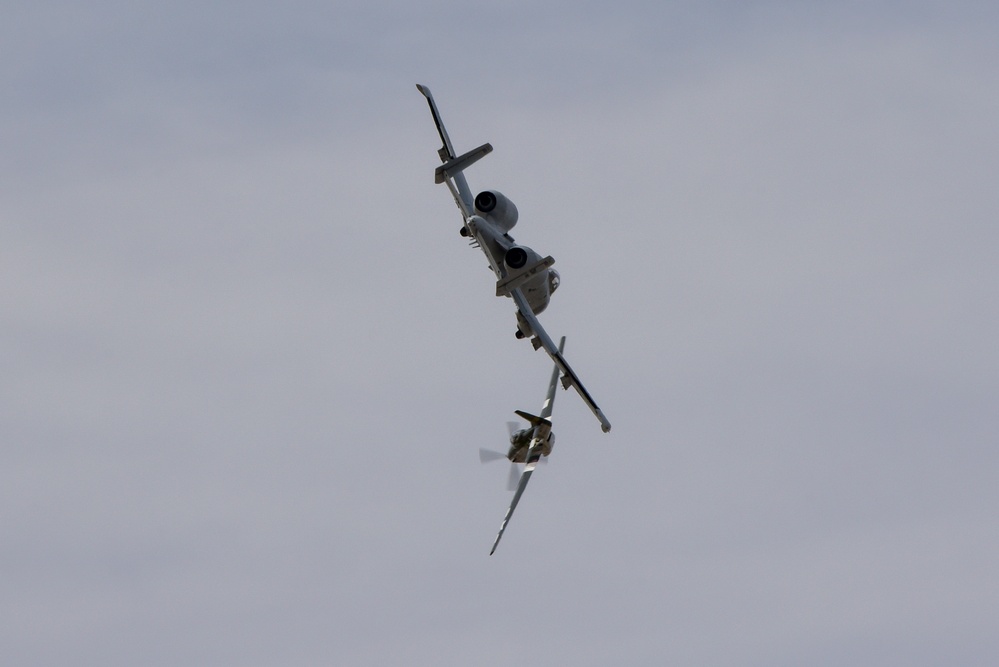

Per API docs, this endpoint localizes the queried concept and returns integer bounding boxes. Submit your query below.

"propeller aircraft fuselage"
[506,416,554,464]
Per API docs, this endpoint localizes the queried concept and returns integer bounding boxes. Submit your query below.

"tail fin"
[435,143,492,184]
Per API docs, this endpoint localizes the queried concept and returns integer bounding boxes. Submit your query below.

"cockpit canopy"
[549,269,560,293]
[510,428,531,447]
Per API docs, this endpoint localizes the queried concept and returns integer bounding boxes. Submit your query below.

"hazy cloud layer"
[3,2,997,665]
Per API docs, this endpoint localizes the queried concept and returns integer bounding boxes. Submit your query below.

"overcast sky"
[3,2,998,665]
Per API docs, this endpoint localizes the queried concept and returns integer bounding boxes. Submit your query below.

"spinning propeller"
[479,422,523,490]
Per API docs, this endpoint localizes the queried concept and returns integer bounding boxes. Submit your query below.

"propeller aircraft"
[480,337,567,554]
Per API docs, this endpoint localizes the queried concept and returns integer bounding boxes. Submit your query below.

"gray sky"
[3,2,998,665]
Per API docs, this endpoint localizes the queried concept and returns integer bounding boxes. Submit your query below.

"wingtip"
[597,410,612,433]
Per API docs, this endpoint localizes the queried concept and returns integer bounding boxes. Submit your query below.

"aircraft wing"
[416,84,477,218]
[539,336,566,420]
[510,289,612,433]
[489,455,539,555]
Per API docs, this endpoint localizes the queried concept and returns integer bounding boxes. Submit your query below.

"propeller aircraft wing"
[490,455,538,555]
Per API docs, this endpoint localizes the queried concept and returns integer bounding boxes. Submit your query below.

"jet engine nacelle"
[504,245,542,271]
[474,190,518,232]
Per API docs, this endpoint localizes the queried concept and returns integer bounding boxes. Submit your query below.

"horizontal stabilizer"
[434,143,493,184]
[513,410,550,427]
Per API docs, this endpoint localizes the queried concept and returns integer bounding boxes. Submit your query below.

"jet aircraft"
[416,84,611,433]
[480,336,567,554]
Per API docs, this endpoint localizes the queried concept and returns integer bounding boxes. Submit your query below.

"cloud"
[3,2,998,665]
